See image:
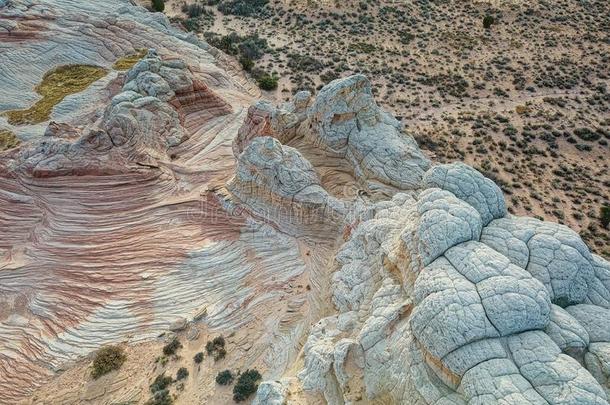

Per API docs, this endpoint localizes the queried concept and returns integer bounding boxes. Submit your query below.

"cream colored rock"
[1,3,610,403]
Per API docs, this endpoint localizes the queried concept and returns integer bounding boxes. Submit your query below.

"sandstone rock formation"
[1,0,609,404]
[231,76,610,404]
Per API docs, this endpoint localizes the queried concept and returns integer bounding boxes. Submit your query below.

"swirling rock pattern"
[1,1,609,404]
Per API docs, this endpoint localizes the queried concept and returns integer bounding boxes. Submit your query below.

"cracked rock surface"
[227,75,610,404]
[1,2,609,403]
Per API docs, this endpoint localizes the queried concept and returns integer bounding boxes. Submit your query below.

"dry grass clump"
[5,65,107,125]
[91,345,126,379]
[0,130,20,151]
[113,49,148,70]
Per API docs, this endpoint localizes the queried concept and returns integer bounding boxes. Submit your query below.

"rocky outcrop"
[308,74,431,191]
[293,161,610,404]
[230,76,610,404]
[10,50,232,177]
[228,136,344,226]
[233,90,311,156]
[1,1,609,404]
[233,75,431,195]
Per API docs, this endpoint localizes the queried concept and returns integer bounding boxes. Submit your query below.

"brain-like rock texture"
[423,162,507,225]
[1,1,609,404]
[309,74,431,191]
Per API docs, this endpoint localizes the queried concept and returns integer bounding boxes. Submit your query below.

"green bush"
[194,352,204,364]
[601,206,610,229]
[217,0,268,16]
[176,367,189,380]
[214,347,227,361]
[182,3,206,18]
[483,15,494,29]
[238,34,268,60]
[233,369,262,402]
[239,56,254,71]
[205,336,228,361]
[144,389,173,405]
[91,345,126,379]
[206,336,225,353]
[257,74,279,91]
[147,374,174,405]
[163,338,182,356]
[215,369,234,385]
[150,373,173,393]
[151,0,165,12]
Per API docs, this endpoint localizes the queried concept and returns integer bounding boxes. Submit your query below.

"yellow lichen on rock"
[4,65,107,125]
[0,129,20,151]
[112,49,148,70]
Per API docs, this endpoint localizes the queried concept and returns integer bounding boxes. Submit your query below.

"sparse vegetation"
[193,352,204,364]
[215,369,234,385]
[163,337,182,356]
[144,390,173,405]
[601,206,610,229]
[176,367,189,380]
[91,345,126,379]
[217,0,268,16]
[206,336,227,361]
[189,0,608,257]
[150,374,173,393]
[146,374,174,405]
[232,369,262,402]
[151,0,165,12]
[483,15,495,29]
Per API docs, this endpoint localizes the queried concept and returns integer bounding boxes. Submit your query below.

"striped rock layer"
[0,1,609,404]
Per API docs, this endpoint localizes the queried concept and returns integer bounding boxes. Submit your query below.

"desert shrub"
[194,352,204,364]
[233,369,262,402]
[182,18,200,32]
[146,373,173,405]
[418,74,469,98]
[601,206,610,229]
[287,53,324,72]
[217,0,268,16]
[182,3,206,18]
[91,345,126,379]
[163,338,182,356]
[206,336,225,353]
[240,56,254,71]
[574,127,600,142]
[216,369,234,385]
[483,15,494,29]
[206,335,228,361]
[151,0,165,12]
[150,373,173,393]
[145,389,173,405]
[320,70,339,84]
[257,74,279,90]
[238,34,268,60]
[214,347,227,361]
[176,367,189,380]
